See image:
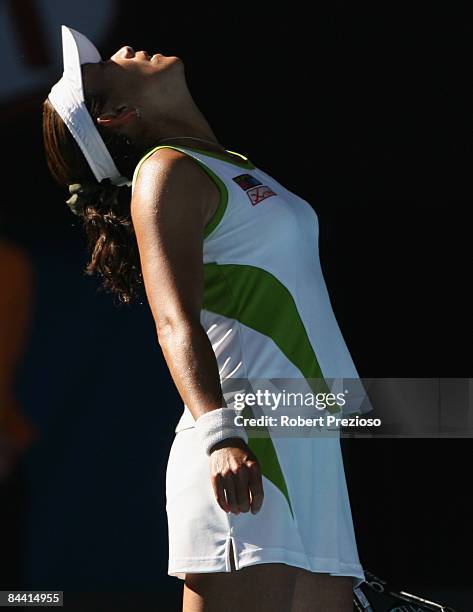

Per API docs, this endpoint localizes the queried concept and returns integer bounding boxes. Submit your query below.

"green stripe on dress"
[203,262,332,517]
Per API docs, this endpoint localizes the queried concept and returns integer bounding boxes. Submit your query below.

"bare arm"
[131,149,263,514]
[132,150,223,418]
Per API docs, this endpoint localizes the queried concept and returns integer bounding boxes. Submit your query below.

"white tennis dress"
[132,144,367,590]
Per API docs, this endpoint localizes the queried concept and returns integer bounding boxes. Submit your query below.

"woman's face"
[81,45,184,115]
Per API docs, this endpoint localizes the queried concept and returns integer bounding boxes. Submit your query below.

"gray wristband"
[194,407,249,455]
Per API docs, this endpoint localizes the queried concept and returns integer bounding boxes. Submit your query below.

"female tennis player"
[42,26,367,612]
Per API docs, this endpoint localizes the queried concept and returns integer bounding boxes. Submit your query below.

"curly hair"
[42,95,145,304]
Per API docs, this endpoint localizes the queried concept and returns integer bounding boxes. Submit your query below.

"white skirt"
[165,422,366,591]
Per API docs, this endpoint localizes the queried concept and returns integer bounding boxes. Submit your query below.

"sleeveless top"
[132,144,371,432]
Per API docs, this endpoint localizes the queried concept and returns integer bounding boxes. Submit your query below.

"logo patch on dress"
[247,185,277,206]
[232,173,262,191]
[232,173,277,205]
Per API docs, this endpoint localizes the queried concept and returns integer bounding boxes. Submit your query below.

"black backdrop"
[1,1,471,608]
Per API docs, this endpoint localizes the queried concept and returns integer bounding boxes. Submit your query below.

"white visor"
[48,25,131,187]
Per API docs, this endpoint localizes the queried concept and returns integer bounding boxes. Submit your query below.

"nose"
[115,45,135,59]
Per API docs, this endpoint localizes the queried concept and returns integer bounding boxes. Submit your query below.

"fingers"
[234,465,251,513]
[223,472,239,514]
[209,445,265,515]
[211,474,230,513]
[211,462,264,515]
[246,460,264,514]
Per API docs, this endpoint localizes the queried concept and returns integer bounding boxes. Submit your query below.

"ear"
[96,106,139,128]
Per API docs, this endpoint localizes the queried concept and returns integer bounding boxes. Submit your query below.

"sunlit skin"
[80,45,354,611]
[83,44,264,515]
[82,45,241,161]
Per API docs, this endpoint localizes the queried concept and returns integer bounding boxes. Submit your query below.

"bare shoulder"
[131,147,220,222]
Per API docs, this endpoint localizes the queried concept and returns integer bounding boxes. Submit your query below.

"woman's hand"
[209,438,264,515]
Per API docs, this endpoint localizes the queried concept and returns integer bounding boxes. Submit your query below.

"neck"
[138,94,224,152]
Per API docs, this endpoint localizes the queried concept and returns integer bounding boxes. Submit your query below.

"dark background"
[1,1,471,610]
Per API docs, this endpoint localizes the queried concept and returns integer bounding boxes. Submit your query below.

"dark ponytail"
[42,96,144,304]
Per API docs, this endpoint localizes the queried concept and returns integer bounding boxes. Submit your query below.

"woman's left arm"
[130,148,264,515]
